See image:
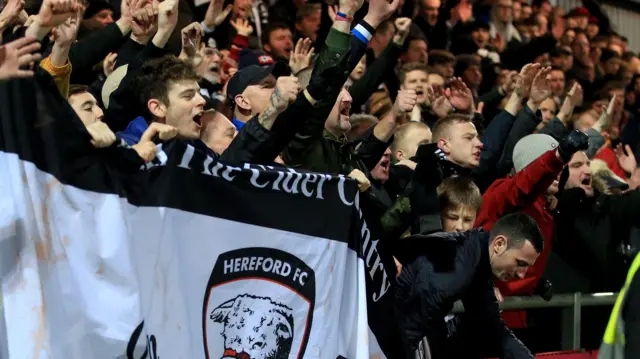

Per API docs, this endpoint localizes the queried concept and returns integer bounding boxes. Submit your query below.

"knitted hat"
[84,1,114,19]
[513,134,559,172]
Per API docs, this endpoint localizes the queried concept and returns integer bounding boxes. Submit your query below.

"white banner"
[0,152,371,359]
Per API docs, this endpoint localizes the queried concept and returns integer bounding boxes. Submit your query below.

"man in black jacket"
[395,212,542,359]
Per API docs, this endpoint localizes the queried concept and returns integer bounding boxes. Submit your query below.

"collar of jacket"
[440,159,472,178]
[199,78,223,94]
[475,230,493,277]
[323,129,351,146]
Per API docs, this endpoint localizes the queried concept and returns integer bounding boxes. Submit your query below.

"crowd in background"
[1,0,640,357]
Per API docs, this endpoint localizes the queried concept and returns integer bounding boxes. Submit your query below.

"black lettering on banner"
[355,193,408,359]
[126,322,160,359]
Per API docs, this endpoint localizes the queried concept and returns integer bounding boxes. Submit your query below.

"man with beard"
[556,149,640,292]
[195,46,224,107]
[261,23,294,61]
[552,149,640,349]
[283,86,415,174]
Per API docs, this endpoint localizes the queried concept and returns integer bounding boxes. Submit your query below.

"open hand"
[529,66,552,105]
[514,63,540,98]
[52,10,81,46]
[204,0,233,29]
[428,84,452,119]
[615,143,637,175]
[446,77,473,112]
[103,52,118,76]
[230,17,253,37]
[289,38,314,75]
[0,0,25,28]
[0,36,41,80]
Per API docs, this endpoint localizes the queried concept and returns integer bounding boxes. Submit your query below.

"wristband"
[336,11,349,18]
[335,16,350,22]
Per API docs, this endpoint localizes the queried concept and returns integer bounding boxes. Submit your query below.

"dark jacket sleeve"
[473,110,516,191]
[497,104,541,176]
[355,128,394,172]
[608,189,640,232]
[114,38,146,68]
[624,265,640,359]
[462,280,534,359]
[349,41,403,111]
[220,117,275,165]
[223,92,318,165]
[69,23,128,85]
[539,117,570,142]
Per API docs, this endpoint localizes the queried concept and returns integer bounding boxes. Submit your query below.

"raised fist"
[348,169,371,192]
[272,76,300,110]
[86,122,116,148]
[558,130,589,162]
[393,89,417,118]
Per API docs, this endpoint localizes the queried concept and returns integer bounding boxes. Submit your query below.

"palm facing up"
[615,144,637,175]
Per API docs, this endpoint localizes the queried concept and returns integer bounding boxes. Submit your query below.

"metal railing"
[415,292,618,359]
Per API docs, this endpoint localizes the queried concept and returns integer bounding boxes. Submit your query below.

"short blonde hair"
[437,176,482,212]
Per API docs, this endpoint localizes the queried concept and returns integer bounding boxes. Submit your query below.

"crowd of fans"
[1,0,640,357]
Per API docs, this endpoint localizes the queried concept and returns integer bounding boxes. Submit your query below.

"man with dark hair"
[261,22,294,60]
[68,84,104,127]
[428,49,455,80]
[129,55,206,142]
[394,212,542,358]
[400,36,428,64]
[294,3,321,43]
[399,62,429,107]
[549,47,573,72]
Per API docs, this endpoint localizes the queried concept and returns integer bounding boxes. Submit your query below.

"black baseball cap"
[226,62,291,105]
[238,48,274,69]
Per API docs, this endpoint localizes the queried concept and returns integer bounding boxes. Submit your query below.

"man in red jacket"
[475,130,588,331]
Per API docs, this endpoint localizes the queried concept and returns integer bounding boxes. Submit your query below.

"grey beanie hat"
[513,134,559,172]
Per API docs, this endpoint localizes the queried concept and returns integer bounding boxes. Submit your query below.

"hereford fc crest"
[202,248,316,359]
